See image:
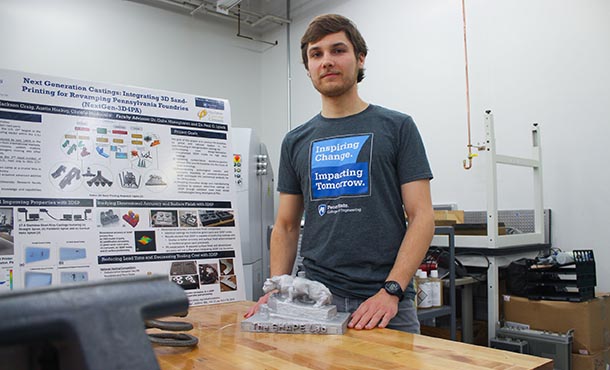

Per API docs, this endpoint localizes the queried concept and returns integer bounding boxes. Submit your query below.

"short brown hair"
[301,14,368,82]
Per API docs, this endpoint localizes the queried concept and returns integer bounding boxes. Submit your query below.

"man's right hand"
[243,291,274,318]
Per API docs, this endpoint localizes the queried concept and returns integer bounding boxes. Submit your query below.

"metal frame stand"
[431,111,547,344]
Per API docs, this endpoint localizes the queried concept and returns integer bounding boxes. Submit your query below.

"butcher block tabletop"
[155,301,552,370]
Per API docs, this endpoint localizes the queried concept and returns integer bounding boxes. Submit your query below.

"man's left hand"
[348,289,399,330]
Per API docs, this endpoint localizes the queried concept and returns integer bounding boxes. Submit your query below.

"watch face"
[385,281,401,295]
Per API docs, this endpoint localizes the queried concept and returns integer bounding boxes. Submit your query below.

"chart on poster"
[0,68,245,305]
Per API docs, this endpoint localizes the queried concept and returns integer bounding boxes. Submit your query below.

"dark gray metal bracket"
[0,276,189,370]
[236,4,278,46]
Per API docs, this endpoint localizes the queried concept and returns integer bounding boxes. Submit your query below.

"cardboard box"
[572,348,609,370]
[434,210,464,224]
[503,294,610,354]
[453,223,507,235]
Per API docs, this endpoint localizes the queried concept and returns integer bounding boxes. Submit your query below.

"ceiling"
[130,0,323,35]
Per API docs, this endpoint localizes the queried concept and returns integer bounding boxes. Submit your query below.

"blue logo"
[310,134,372,200]
[195,97,224,110]
[318,204,327,216]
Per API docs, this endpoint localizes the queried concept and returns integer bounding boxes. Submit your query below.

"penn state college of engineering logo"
[318,204,327,216]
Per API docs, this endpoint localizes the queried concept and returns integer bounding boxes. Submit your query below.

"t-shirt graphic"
[310,134,372,200]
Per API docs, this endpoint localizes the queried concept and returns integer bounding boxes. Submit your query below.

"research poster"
[0,68,245,305]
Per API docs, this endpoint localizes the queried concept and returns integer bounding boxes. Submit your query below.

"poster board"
[0,69,245,305]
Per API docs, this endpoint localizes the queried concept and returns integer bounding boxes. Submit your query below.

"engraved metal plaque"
[241,296,350,335]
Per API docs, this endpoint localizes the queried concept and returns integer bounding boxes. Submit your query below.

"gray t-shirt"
[277,104,433,299]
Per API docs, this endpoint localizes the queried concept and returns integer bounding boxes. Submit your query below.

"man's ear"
[357,53,366,68]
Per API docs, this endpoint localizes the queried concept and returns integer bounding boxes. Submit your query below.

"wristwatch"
[383,280,404,301]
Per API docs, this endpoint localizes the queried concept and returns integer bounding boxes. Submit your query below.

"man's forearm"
[269,225,300,276]
[386,211,435,290]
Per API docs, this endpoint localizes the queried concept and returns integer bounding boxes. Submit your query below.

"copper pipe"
[462,0,474,170]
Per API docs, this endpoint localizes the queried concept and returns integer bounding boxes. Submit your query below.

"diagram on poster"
[0,68,245,305]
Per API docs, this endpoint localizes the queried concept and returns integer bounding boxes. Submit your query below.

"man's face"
[306,31,364,98]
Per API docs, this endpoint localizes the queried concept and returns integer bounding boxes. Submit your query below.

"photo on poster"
[122,210,141,228]
[98,209,120,227]
[60,270,89,284]
[24,270,53,289]
[199,263,219,285]
[170,261,200,290]
[58,246,87,264]
[16,208,43,222]
[49,161,83,192]
[220,275,237,292]
[58,126,93,161]
[219,258,237,291]
[16,207,92,223]
[150,210,178,227]
[219,258,235,275]
[198,210,235,227]
[0,208,14,255]
[134,230,157,252]
[117,168,143,191]
[178,210,199,227]
[24,246,51,264]
[0,268,12,292]
[143,170,168,192]
[82,164,114,193]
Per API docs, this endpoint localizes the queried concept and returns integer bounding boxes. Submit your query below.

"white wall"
[269,0,610,292]
[0,0,264,132]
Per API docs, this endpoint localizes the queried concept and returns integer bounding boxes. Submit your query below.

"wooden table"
[155,301,552,370]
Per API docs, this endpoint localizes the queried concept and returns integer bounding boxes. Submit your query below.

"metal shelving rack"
[430,112,548,343]
[418,226,456,341]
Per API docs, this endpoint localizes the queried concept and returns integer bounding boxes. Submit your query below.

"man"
[245,14,434,333]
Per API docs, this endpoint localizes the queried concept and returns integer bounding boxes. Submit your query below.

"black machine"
[0,276,190,370]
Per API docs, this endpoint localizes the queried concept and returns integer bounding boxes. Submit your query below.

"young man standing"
[246,14,434,333]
